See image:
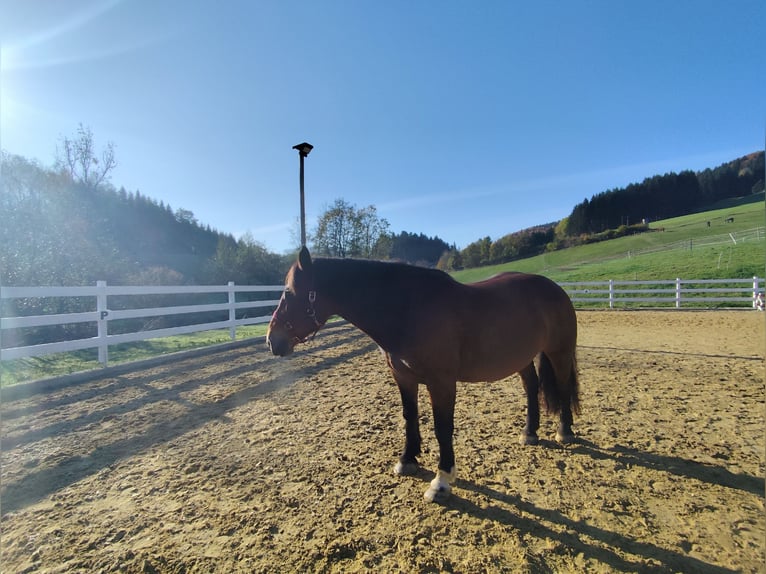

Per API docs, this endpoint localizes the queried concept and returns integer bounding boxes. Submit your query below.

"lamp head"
[292,142,313,157]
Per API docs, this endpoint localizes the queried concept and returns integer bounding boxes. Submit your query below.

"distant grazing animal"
[725,217,735,223]
[267,248,581,502]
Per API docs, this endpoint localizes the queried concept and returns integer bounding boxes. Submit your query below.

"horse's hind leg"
[554,364,577,444]
[519,362,541,445]
[556,402,575,444]
[539,352,577,444]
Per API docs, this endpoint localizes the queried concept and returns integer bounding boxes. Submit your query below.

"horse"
[267,247,580,502]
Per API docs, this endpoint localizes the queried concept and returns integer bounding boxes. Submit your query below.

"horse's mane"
[314,257,455,284]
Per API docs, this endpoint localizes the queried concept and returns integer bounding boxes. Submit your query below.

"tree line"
[2,127,762,288]
[2,129,762,347]
[309,198,452,266]
[0,129,452,289]
[442,151,764,270]
[0,151,282,288]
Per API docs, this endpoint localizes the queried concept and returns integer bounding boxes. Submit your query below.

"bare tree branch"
[56,124,117,189]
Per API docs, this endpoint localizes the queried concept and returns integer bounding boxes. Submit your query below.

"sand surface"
[1,310,764,573]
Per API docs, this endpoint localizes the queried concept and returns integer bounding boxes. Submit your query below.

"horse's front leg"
[424,379,457,502]
[519,362,540,445]
[393,377,422,476]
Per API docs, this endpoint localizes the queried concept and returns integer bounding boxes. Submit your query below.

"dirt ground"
[1,310,764,573]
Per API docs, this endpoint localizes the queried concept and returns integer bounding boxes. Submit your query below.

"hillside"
[444,151,765,271]
[452,194,765,283]
[0,152,286,287]
[1,149,762,288]
[0,153,449,287]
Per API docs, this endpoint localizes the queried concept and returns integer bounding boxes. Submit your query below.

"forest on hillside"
[444,151,764,270]
[0,149,450,287]
[1,137,763,287]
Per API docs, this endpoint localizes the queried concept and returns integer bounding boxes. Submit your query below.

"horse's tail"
[538,351,580,416]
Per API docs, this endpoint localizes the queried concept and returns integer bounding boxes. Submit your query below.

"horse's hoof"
[394,461,419,476]
[423,467,455,503]
[556,431,576,444]
[424,482,451,503]
[519,433,539,446]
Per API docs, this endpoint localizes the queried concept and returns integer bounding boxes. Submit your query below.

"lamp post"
[292,142,313,247]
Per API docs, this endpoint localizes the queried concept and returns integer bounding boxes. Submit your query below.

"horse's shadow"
[445,480,737,574]
[570,438,764,495]
[405,437,760,573]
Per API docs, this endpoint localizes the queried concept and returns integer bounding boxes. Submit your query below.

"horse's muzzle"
[266,331,293,357]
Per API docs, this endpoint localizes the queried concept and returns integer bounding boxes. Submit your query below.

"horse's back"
[457,272,577,370]
[469,272,573,312]
[490,272,576,338]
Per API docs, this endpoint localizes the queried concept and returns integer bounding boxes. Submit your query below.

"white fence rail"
[561,277,765,309]
[1,282,283,366]
[1,277,764,368]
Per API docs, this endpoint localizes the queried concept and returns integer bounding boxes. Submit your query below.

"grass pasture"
[454,193,765,283]
[0,324,269,387]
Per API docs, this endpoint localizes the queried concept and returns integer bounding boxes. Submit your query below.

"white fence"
[561,277,765,309]
[0,282,283,366]
[1,277,764,368]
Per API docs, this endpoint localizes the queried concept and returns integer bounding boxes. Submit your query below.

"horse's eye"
[280,289,296,311]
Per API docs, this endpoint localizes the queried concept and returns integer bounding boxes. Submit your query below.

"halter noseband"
[273,289,323,344]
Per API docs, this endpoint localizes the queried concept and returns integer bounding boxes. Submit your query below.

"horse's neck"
[315,260,408,350]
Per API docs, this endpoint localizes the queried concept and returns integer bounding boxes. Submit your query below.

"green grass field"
[2,195,764,386]
[453,193,765,283]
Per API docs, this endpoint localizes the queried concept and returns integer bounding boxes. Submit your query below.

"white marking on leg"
[423,466,456,502]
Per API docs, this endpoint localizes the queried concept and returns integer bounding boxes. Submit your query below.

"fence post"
[609,279,614,309]
[97,280,109,366]
[0,285,4,356]
[753,276,759,310]
[675,278,681,308]
[228,282,236,340]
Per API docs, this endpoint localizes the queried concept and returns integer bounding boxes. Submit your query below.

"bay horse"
[267,247,580,502]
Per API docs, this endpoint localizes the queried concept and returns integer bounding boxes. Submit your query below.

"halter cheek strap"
[274,290,323,344]
[307,291,319,326]
[302,290,323,340]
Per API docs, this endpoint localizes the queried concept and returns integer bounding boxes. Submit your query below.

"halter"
[272,289,323,344]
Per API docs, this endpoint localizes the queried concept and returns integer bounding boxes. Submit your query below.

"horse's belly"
[457,351,534,383]
[458,339,540,383]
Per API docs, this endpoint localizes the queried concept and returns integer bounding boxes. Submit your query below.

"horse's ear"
[297,246,313,272]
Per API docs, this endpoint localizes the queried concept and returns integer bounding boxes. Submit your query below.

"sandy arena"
[1,310,764,573]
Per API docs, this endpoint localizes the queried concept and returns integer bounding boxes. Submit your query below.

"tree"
[56,123,117,189]
[312,199,390,258]
[389,231,450,266]
[175,208,198,225]
[353,205,390,258]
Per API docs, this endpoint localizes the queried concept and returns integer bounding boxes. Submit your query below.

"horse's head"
[267,246,325,356]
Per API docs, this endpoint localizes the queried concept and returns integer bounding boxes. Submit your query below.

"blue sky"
[1,1,764,253]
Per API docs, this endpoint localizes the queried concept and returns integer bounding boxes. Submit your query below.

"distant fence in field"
[561,277,765,309]
[1,277,764,368]
[626,226,765,259]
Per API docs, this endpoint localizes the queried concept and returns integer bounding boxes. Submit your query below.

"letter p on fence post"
[97,280,109,366]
